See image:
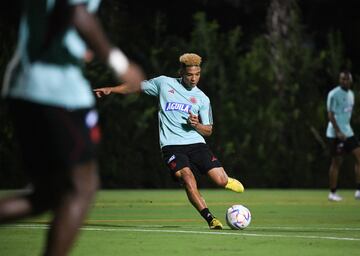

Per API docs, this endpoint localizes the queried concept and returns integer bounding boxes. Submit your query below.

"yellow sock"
[225,177,244,193]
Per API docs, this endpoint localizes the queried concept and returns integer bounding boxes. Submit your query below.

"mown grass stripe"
[1,224,359,242]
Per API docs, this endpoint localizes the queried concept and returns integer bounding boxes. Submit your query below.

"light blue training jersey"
[2,0,101,109]
[326,85,355,138]
[141,76,213,148]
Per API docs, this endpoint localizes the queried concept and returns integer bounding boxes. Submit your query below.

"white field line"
[1,224,360,242]
[251,226,360,231]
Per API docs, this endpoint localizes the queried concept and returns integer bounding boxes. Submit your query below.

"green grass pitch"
[0,189,359,255]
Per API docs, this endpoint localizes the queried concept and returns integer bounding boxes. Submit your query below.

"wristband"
[108,48,129,76]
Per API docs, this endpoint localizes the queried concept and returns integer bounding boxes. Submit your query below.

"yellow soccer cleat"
[209,218,223,230]
[225,177,244,193]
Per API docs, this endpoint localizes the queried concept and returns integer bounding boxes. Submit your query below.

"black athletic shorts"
[8,99,101,178]
[161,143,222,176]
[328,136,360,156]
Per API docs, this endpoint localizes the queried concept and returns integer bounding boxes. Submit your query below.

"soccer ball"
[226,204,251,230]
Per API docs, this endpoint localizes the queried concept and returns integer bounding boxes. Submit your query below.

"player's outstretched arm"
[94,81,142,98]
[93,87,113,98]
[71,4,145,86]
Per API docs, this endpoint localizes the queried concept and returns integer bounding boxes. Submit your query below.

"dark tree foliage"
[0,0,358,189]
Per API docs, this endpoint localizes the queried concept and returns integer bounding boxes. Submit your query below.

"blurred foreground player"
[0,0,144,255]
[94,53,244,229]
[326,71,360,201]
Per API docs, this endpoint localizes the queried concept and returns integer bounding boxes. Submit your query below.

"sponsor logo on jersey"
[165,102,192,113]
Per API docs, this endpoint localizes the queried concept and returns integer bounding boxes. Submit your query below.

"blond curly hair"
[179,53,202,67]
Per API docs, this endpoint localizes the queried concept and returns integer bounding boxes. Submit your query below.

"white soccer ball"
[226,204,251,230]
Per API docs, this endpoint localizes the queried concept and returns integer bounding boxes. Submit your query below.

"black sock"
[200,208,214,224]
[330,188,337,193]
[356,184,360,190]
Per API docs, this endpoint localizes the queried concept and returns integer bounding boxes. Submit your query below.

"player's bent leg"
[45,160,99,256]
[175,168,222,229]
[207,168,244,193]
[175,167,207,211]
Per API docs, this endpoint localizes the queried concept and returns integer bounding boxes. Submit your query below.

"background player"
[326,71,360,201]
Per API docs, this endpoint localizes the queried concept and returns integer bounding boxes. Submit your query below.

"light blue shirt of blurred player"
[141,75,213,148]
[326,85,355,138]
[2,0,101,109]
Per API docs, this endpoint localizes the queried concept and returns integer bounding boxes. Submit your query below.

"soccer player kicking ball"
[94,53,244,229]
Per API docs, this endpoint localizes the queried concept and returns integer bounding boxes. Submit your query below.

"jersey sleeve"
[199,97,213,125]
[141,76,164,97]
[69,0,89,5]
[68,0,100,12]
[327,91,336,112]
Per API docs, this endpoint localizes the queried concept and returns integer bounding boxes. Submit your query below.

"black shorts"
[8,99,101,179]
[161,143,222,176]
[328,136,360,156]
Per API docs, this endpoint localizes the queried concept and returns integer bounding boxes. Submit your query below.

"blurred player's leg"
[45,161,99,256]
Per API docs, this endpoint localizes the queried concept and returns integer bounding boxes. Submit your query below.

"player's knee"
[179,169,197,189]
[179,168,193,180]
[72,167,99,200]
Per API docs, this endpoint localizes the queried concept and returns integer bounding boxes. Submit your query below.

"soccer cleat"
[209,218,223,230]
[328,192,343,202]
[225,178,244,193]
[355,190,360,200]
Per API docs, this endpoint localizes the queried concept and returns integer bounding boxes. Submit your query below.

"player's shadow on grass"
[253,228,332,234]
[84,223,181,229]
[17,221,181,229]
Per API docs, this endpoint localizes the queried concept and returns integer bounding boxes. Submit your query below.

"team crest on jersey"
[168,89,175,94]
[190,97,197,104]
[165,102,192,113]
